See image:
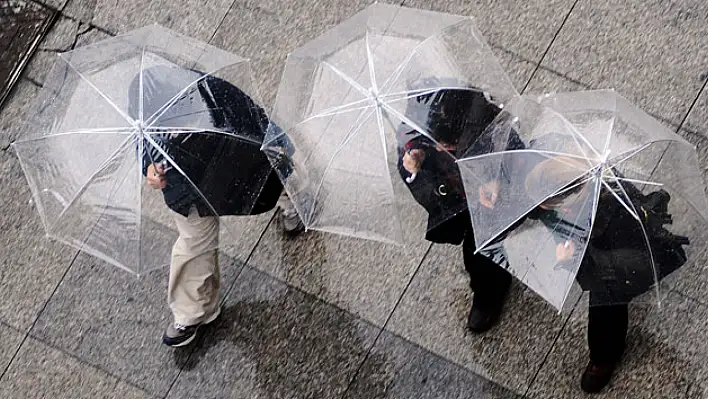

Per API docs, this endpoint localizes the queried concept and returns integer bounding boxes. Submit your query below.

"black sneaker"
[580,361,616,393]
[162,307,221,347]
[466,299,504,333]
[281,201,305,236]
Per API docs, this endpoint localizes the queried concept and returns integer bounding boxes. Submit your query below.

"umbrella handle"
[406,173,417,184]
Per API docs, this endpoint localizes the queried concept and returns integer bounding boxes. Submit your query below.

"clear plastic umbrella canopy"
[457,90,708,311]
[11,25,273,275]
[262,3,519,244]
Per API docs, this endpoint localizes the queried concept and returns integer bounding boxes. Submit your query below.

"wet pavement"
[0,0,54,107]
[1,0,708,398]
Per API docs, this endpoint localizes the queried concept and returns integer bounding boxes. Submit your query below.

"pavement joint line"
[0,319,24,335]
[339,303,525,398]
[339,242,433,399]
[517,1,583,391]
[676,75,708,134]
[17,331,159,398]
[521,0,580,95]
[207,0,237,45]
[522,294,583,398]
[0,248,78,382]
[669,288,708,309]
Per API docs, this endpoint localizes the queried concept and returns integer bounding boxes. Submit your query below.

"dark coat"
[397,119,526,245]
[529,182,689,304]
[129,66,284,217]
[398,135,471,244]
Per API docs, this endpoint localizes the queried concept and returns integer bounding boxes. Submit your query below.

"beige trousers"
[168,206,220,326]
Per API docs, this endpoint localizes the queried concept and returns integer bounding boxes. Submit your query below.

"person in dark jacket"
[130,66,294,347]
[524,154,689,393]
[397,79,524,333]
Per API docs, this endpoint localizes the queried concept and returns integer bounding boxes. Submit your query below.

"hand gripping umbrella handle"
[406,173,417,184]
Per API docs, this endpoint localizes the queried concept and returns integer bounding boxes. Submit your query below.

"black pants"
[588,302,628,366]
[461,233,512,310]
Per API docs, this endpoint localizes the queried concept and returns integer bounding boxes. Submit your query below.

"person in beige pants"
[147,165,221,347]
[147,164,302,347]
[133,66,298,347]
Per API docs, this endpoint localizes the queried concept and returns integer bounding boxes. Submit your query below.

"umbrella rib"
[143,73,210,127]
[557,176,602,309]
[365,31,378,93]
[59,55,135,126]
[458,149,594,167]
[155,109,216,124]
[379,100,457,161]
[381,86,484,104]
[300,103,377,123]
[145,127,263,146]
[321,61,371,98]
[139,47,146,123]
[377,25,444,95]
[606,143,652,167]
[607,139,708,221]
[14,128,135,143]
[607,139,692,169]
[374,106,388,171]
[600,179,641,221]
[142,134,223,219]
[143,63,245,127]
[473,169,596,253]
[613,177,663,186]
[305,107,377,224]
[136,133,143,273]
[262,100,376,149]
[603,174,662,306]
[601,106,616,158]
[47,135,134,233]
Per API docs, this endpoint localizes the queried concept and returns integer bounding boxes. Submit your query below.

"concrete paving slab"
[29,211,270,397]
[384,244,569,393]
[0,336,152,399]
[539,0,708,126]
[527,293,708,398]
[0,150,76,331]
[344,329,523,399]
[166,265,380,399]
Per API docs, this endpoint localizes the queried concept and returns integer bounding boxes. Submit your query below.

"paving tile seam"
[520,0,580,94]
[669,288,708,309]
[338,242,433,399]
[521,295,583,398]
[11,331,159,398]
[677,76,708,132]
[0,319,24,336]
[52,8,116,36]
[206,0,238,46]
[347,308,531,396]
[0,2,57,109]
[0,249,78,382]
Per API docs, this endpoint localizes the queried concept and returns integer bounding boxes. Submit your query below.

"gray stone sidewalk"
[1,0,707,398]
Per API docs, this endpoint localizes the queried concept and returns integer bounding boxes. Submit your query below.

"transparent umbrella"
[457,90,708,311]
[11,25,276,275]
[262,3,518,244]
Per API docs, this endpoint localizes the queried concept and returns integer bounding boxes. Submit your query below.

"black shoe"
[162,307,221,347]
[467,299,504,333]
[580,361,616,393]
[280,202,305,237]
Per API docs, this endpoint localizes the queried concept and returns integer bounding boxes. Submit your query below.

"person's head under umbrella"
[524,155,595,262]
[522,145,689,290]
[400,77,501,153]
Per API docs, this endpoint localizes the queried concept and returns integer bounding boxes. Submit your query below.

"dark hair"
[416,87,500,146]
